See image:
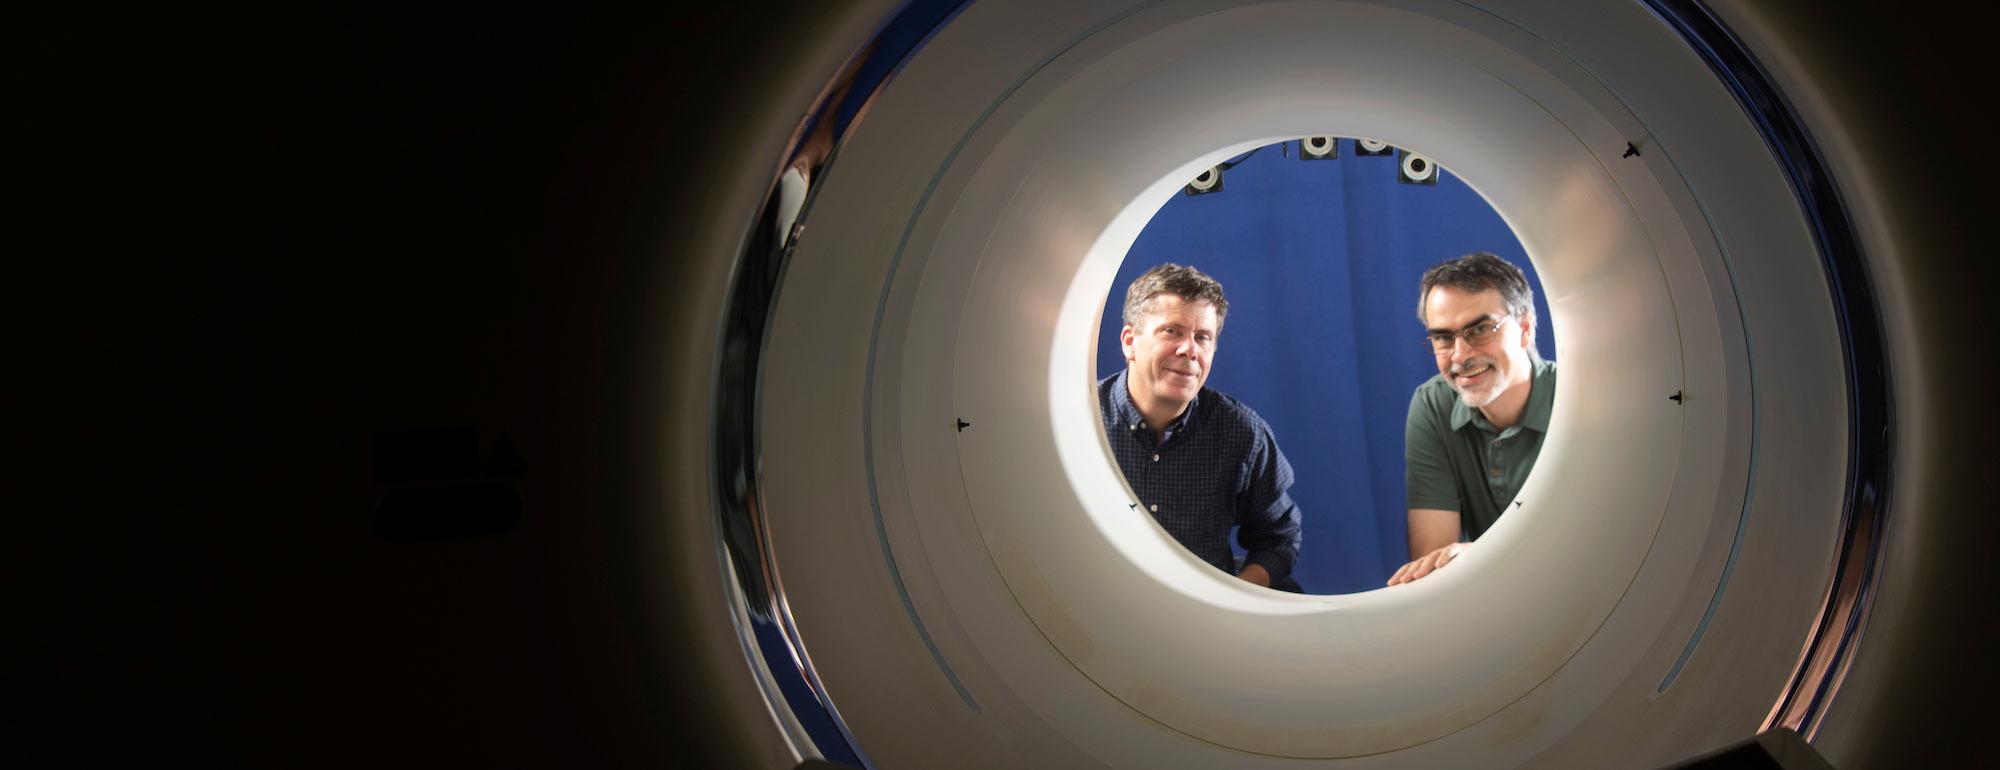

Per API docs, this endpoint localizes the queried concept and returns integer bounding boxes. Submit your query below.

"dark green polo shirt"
[1404,358,1557,540]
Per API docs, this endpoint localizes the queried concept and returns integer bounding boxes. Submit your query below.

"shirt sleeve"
[1405,383,1461,512]
[1236,423,1302,579]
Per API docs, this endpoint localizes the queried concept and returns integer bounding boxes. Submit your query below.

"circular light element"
[1402,151,1437,182]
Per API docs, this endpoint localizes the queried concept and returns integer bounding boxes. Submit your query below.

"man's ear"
[1121,325,1137,361]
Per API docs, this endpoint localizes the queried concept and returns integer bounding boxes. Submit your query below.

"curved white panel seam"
[1447,0,1767,695]
[854,0,1168,715]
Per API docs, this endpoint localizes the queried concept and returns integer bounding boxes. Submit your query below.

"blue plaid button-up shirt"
[1098,370,1302,580]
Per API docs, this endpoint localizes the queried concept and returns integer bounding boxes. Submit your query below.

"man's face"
[1423,285,1533,409]
[1122,295,1219,409]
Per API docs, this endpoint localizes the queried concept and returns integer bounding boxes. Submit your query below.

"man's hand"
[1238,562,1272,588]
[1387,543,1466,586]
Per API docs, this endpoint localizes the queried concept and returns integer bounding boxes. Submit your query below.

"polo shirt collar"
[1450,357,1555,433]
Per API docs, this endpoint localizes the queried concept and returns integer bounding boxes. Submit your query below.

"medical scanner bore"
[1092,136,1553,596]
[721,1,1913,767]
[52,0,1981,767]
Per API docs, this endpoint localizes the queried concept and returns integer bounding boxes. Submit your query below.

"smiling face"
[1423,285,1533,410]
[1122,294,1219,423]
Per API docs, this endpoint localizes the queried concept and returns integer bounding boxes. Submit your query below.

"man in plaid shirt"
[1099,263,1304,591]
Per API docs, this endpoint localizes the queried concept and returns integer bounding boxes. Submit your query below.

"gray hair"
[1417,251,1540,357]
[1122,263,1229,332]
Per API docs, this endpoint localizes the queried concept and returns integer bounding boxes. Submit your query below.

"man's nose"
[1449,336,1477,363]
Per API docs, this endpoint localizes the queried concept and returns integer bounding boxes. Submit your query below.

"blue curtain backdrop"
[1096,139,1554,595]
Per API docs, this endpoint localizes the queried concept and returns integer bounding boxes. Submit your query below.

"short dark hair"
[1122,263,1229,332]
[1417,251,1540,354]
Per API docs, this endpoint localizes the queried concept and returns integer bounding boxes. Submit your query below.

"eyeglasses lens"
[1426,319,1502,352]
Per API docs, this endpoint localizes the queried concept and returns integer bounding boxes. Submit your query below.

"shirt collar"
[1450,357,1555,433]
[1111,369,1199,435]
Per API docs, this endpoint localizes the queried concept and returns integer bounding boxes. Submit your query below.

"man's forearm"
[1241,547,1295,579]
[1406,508,1460,559]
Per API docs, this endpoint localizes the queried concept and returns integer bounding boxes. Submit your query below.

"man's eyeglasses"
[1425,315,1511,353]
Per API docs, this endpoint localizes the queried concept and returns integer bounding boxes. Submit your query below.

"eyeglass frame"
[1424,313,1515,353]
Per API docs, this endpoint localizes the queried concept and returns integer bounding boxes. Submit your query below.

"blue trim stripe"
[1638,0,1891,713]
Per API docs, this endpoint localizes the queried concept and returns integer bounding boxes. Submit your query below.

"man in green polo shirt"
[1387,252,1556,586]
